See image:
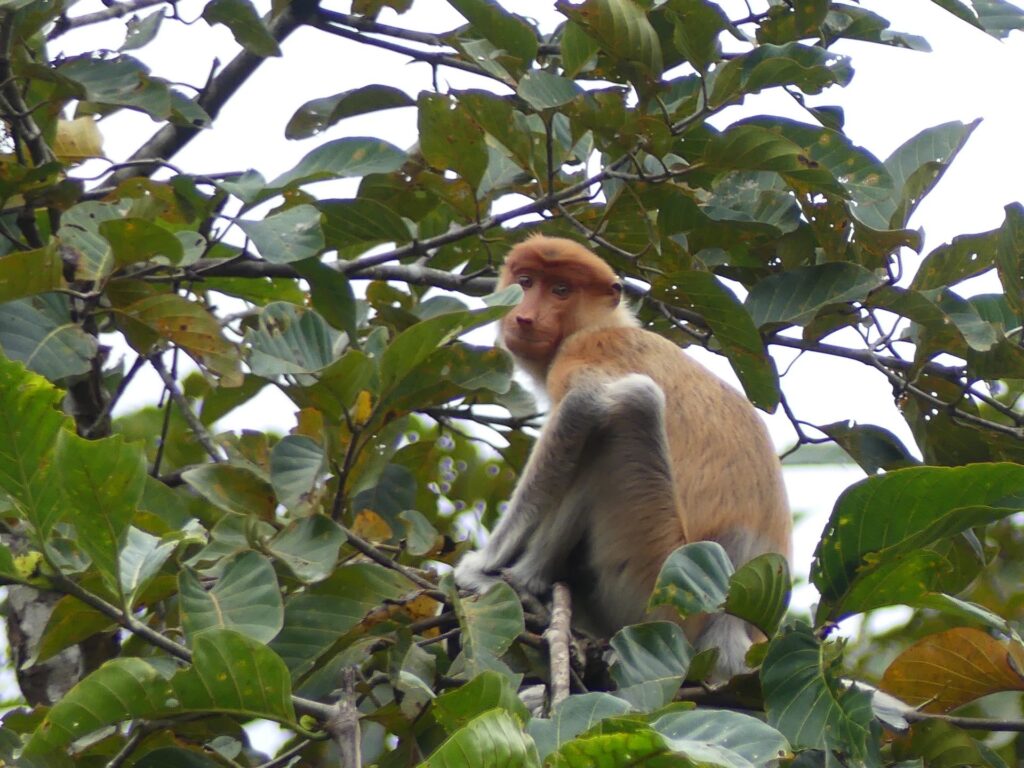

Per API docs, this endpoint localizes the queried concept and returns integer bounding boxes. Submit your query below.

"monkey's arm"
[454,381,608,592]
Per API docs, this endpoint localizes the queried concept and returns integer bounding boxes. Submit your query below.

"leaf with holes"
[812,463,1024,623]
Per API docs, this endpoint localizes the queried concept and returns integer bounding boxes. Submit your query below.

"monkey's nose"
[515,315,533,326]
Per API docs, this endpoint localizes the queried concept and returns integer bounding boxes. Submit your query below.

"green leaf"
[56,56,172,119]
[997,203,1024,324]
[433,671,529,734]
[447,0,538,66]
[58,201,125,280]
[23,629,295,756]
[202,0,280,57]
[0,297,97,382]
[271,563,410,675]
[0,245,63,302]
[556,0,663,78]
[36,595,116,663]
[451,581,525,678]
[57,431,147,593]
[268,137,406,191]
[527,693,632,760]
[100,218,185,267]
[293,258,359,346]
[930,0,1024,38]
[609,621,693,709]
[744,262,885,329]
[399,509,441,556]
[379,288,517,393]
[267,514,345,582]
[856,120,980,231]
[649,541,733,618]
[0,355,70,536]
[653,709,791,767]
[811,463,1024,623]
[121,9,164,50]
[822,6,930,51]
[245,302,337,377]
[910,227,1000,291]
[762,624,874,758]
[180,551,284,644]
[709,42,853,107]
[421,709,539,768]
[237,204,324,264]
[269,434,325,511]
[319,198,411,252]
[516,70,582,110]
[665,0,729,72]
[181,463,276,518]
[119,526,176,608]
[418,92,488,189]
[286,84,414,139]
[723,553,790,638]
[548,721,732,767]
[653,271,779,411]
[818,421,920,474]
[559,21,599,77]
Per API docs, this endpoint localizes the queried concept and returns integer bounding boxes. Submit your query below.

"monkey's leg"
[454,380,609,593]
[506,374,684,631]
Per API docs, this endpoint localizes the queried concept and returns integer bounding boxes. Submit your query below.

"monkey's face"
[499,269,574,365]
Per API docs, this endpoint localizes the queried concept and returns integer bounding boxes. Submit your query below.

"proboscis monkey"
[454,235,791,678]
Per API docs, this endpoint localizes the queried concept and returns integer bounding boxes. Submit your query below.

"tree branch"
[545,582,572,709]
[107,0,318,185]
[150,355,226,462]
[325,667,361,768]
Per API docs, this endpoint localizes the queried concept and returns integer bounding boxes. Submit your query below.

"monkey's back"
[547,325,791,559]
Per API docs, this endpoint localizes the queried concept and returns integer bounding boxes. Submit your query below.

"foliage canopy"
[0,0,1024,765]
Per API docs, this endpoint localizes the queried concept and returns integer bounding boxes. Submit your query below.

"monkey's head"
[498,236,626,372]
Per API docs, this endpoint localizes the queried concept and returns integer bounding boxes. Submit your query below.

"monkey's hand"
[453,550,503,594]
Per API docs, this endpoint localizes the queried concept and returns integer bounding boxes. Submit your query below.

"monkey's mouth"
[504,330,555,359]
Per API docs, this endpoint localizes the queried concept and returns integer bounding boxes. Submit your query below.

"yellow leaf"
[353,509,391,542]
[881,627,1024,713]
[53,117,104,161]
[295,407,324,440]
[352,389,373,426]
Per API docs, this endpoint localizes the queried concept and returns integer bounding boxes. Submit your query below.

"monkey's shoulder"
[548,325,708,397]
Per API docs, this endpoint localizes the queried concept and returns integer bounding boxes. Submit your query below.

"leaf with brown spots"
[880,627,1024,713]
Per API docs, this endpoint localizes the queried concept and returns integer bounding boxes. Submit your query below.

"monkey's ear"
[610,282,622,306]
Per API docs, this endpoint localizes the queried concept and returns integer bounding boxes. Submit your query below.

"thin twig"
[904,709,1024,733]
[545,582,572,709]
[48,0,170,39]
[150,354,226,462]
[342,526,440,595]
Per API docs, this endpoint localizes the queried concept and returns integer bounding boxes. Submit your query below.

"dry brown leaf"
[881,627,1024,713]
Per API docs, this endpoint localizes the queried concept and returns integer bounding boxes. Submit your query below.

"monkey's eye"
[551,283,571,298]
[516,275,534,289]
